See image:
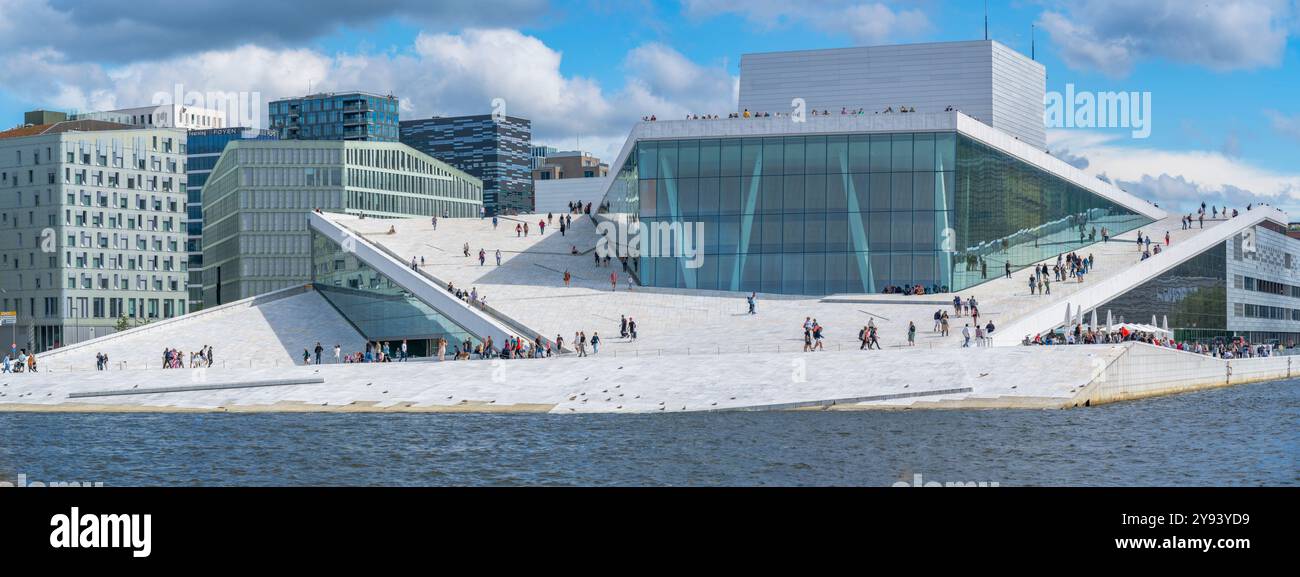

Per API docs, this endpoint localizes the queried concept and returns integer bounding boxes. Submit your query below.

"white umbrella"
[1152,315,1158,327]
[1106,310,1113,327]
[1162,315,1169,332]
[1064,304,1072,328]
[1090,309,1098,331]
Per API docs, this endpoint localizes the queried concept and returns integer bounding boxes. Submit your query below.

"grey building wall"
[0,127,190,351]
[739,40,1046,149]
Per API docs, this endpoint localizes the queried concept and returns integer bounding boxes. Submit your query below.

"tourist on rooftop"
[747,292,757,315]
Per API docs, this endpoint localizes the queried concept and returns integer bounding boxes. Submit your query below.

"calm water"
[2,380,1296,486]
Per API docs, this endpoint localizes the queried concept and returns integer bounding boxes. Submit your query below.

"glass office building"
[269,92,400,142]
[186,127,279,310]
[400,115,534,216]
[600,126,1151,295]
[310,230,479,356]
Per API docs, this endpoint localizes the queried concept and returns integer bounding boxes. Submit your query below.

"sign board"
[0,311,16,326]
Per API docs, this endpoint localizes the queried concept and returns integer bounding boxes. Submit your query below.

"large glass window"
[598,130,1150,296]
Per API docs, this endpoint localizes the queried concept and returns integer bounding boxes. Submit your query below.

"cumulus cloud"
[1036,0,1295,77]
[0,28,738,163]
[1049,130,1300,214]
[681,0,931,45]
[0,0,546,62]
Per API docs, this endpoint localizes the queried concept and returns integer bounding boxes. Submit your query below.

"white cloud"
[681,0,931,45]
[1048,130,1300,214]
[1037,0,1295,77]
[0,28,739,164]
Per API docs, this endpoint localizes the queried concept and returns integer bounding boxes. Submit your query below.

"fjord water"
[1,379,1295,486]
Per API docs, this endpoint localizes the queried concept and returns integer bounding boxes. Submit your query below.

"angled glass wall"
[1100,241,1228,342]
[600,130,1151,295]
[310,230,479,355]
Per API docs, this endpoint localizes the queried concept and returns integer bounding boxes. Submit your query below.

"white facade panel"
[739,40,1045,150]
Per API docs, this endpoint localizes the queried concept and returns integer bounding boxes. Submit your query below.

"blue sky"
[0,0,1296,213]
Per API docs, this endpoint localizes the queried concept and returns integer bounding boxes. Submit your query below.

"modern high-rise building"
[268,92,400,142]
[0,121,190,352]
[185,127,279,311]
[400,114,533,215]
[71,103,228,131]
[532,151,609,180]
[200,140,483,306]
[738,40,1047,150]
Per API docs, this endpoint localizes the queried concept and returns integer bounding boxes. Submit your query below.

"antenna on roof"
[984,0,989,41]
[1031,24,1036,60]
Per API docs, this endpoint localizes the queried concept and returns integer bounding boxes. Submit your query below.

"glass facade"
[599,131,1151,295]
[269,93,400,142]
[311,230,479,356]
[186,128,279,310]
[1101,242,1228,342]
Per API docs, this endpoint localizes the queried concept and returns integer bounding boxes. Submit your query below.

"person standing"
[495,249,502,266]
[610,271,618,291]
[591,332,600,354]
[400,340,408,362]
[314,342,324,365]
[747,292,757,315]
[334,344,342,364]
[907,322,916,346]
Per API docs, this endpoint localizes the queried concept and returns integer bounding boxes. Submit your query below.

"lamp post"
[0,288,13,356]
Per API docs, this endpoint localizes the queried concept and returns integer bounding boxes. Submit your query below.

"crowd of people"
[1,350,37,373]
[158,346,213,369]
[1023,325,1284,359]
[649,104,960,122]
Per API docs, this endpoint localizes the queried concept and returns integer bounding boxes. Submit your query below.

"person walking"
[962,324,971,348]
[591,332,600,354]
[563,270,571,287]
[610,271,618,291]
[907,321,916,346]
[747,292,757,315]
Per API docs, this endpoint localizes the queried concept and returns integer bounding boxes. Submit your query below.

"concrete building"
[400,114,533,216]
[1287,222,1299,240]
[268,92,399,142]
[200,140,482,306]
[0,121,190,352]
[532,150,609,181]
[72,103,227,130]
[185,127,279,311]
[738,40,1047,150]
